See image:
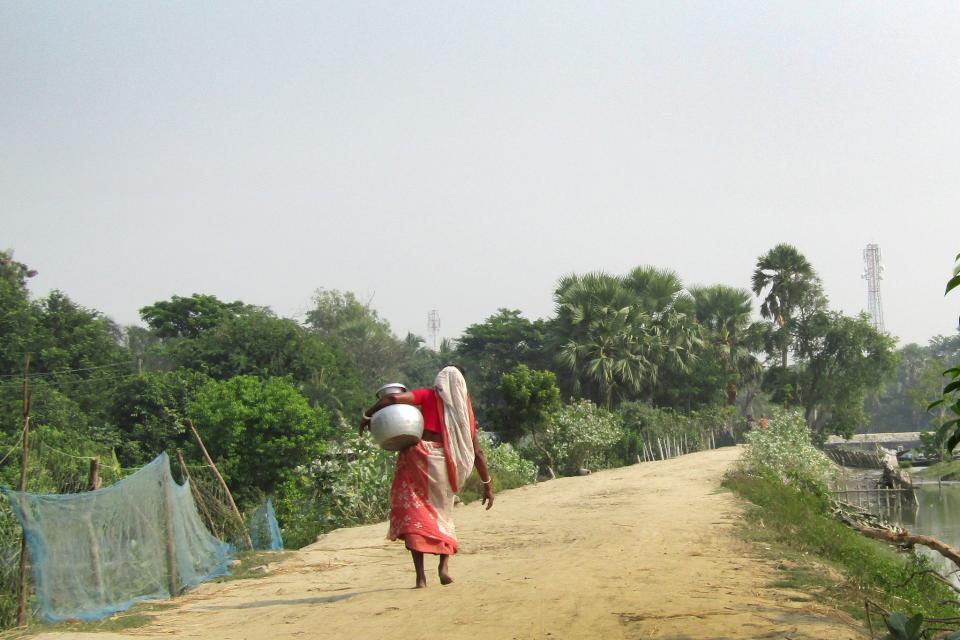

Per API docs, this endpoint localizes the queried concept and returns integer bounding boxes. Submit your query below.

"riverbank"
[25,447,862,640]
[913,459,960,481]
[725,471,959,627]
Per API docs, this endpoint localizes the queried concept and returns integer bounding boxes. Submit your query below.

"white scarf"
[434,367,475,492]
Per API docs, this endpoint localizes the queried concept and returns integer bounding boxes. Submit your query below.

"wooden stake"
[186,419,253,551]
[161,460,178,598]
[176,449,219,538]
[16,354,31,627]
[82,459,106,604]
[87,456,101,491]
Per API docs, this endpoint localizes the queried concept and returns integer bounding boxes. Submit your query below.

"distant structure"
[862,244,885,333]
[427,310,441,350]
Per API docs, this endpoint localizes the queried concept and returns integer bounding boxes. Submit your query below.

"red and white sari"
[387,367,475,555]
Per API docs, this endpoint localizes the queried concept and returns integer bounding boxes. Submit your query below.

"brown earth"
[37,446,865,640]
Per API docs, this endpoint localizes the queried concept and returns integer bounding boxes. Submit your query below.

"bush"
[740,408,833,488]
[274,430,393,549]
[188,375,330,503]
[523,400,623,475]
[460,431,537,502]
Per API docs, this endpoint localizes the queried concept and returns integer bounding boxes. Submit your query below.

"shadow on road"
[192,587,405,611]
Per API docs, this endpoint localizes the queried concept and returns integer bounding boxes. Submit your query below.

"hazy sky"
[2,2,958,346]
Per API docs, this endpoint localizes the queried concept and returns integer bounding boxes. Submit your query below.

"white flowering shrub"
[460,431,538,502]
[527,400,624,475]
[741,409,834,487]
[275,430,394,548]
[482,432,537,486]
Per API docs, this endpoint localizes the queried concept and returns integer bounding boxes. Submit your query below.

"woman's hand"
[482,483,494,510]
[359,414,371,435]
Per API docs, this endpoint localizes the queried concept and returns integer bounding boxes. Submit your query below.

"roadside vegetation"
[729,402,960,638]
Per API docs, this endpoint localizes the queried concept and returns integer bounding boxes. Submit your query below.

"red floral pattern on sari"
[387,441,458,555]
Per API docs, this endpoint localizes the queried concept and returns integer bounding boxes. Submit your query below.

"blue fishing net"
[248,498,283,551]
[1,453,231,622]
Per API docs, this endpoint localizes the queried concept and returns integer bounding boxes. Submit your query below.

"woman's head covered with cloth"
[434,365,476,492]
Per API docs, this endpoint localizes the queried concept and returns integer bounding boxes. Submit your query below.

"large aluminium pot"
[370,382,423,451]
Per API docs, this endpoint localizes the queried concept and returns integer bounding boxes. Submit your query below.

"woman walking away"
[360,366,494,588]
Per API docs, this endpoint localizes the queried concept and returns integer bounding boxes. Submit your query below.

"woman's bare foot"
[412,550,427,588]
[438,555,454,585]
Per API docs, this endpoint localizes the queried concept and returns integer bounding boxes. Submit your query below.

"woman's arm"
[358,391,417,433]
[472,431,494,510]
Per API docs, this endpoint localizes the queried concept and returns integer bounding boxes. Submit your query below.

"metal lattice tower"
[862,244,885,333]
[427,310,440,350]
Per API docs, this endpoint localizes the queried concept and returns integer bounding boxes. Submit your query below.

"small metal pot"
[376,382,407,399]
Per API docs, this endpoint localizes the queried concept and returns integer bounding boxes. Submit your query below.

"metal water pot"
[370,383,424,451]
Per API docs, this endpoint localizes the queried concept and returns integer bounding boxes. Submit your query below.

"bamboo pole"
[84,457,105,604]
[657,437,665,461]
[176,449,219,538]
[16,354,31,627]
[186,419,253,551]
[161,461,178,597]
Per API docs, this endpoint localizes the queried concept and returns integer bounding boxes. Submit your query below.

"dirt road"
[40,447,864,640]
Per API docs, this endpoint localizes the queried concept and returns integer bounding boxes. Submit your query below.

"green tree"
[305,289,408,392]
[622,266,701,387]
[140,293,253,339]
[867,342,945,433]
[553,269,700,407]
[553,272,652,407]
[32,291,128,373]
[398,332,443,390]
[690,285,761,406]
[25,291,132,429]
[0,252,37,374]
[793,311,898,439]
[751,244,821,368]
[188,376,330,502]
[108,369,211,466]
[623,266,692,315]
[497,365,561,474]
[143,303,367,424]
[456,309,549,420]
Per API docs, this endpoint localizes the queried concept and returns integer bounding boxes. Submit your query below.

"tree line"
[0,244,950,546]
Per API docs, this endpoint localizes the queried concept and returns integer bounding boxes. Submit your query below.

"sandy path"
[39,447,864,640]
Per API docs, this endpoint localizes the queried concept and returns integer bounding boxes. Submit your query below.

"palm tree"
[624,266,701,395]
[624,266,692,315]
[690,285,761,405]
[553,272,654,407]
[553,269,702,407]
[750,244,818,368]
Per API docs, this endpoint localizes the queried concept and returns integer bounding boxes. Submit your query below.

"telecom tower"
[427,310,440,350]
[862,244,885,333]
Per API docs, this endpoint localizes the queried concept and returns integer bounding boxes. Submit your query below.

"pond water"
[896,482,960,581]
